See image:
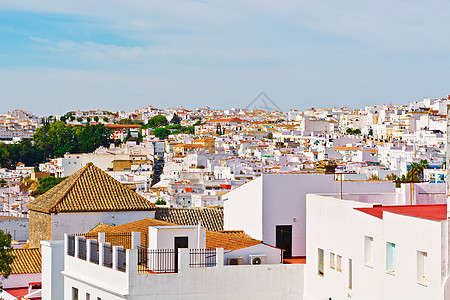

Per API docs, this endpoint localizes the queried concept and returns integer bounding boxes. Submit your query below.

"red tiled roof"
[206,118,249,123]
[3,287,30,299]
[104,124,141,129]
[355,204,446,221]
[185,187,193,193]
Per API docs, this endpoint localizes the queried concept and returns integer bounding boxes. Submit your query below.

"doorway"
[276,225,292,259]
[174,236,188,272]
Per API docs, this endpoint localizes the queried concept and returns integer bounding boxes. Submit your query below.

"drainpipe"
[197,220,202,249]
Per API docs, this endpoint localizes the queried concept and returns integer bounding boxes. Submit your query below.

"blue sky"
[0,0,449,115]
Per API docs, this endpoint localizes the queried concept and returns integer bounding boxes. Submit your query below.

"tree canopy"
[142,115,168,129]
[32,176,67,196]
[33,121,112,159]
[0,229,14,285]
[0,139,44,168]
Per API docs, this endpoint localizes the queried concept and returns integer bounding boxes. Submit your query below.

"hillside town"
[1,95,450,299]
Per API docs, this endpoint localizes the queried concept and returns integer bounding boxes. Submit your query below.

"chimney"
[447,104,450,218]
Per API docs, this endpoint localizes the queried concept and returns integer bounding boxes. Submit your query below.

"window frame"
[336,255,342,272]
[364,235,374,268]
[386,242,396,275]
[330,252,335,269]
[318,248,324,276]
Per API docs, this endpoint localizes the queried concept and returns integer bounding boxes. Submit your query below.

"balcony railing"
[189,249,217,268]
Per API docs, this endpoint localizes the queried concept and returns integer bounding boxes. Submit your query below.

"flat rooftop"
[355,204,446,221]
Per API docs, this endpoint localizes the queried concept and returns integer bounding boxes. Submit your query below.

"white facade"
[58,237,303,300]
[304,194,447,300]
[224,173,396,257]
[51,210,156,240]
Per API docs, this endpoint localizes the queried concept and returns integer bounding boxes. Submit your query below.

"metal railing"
[74,232,148,249]
[103,244,113,268]
[67,235,75,256]
[138,248,177,274]
[189,249,217,268]
[117,248,126,272]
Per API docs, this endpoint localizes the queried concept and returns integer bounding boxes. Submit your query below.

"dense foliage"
[0,121,112,168]
[33,121,112,159]
[32,176,67,196]
[0,139,45,168]
[0,229,14,288]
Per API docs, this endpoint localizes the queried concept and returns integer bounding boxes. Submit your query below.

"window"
[72,287,78,300]
[337,255,342,272]
[86,293,90,300]
[330,252,335,269]
[348,259,353,289]
[417,251,428,285]
[386,242,396,274]
[364,236,374,267]
[318,248,324,276]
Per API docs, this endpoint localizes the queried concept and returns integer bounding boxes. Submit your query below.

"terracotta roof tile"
[155,207,223,231]
[27,163,156,213]
[9,248,41,274]
[93,218,260,251]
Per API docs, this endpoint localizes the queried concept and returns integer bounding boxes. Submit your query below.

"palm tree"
[418,159,429,179]
[407,163,421,182]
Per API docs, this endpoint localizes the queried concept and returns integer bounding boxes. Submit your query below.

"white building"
[304,193,448,300]
[223,173,396,258]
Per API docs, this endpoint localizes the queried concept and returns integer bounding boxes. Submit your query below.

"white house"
[26,162,156,247]
[304,193,449,300]
[223,173,397,258]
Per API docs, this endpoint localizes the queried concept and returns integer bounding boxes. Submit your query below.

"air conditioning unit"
[227,257,244,265]
[249,255,267,265]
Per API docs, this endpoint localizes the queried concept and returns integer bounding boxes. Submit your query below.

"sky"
[1,0,450,115]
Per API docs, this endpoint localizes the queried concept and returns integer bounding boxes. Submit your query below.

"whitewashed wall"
[62,248,304,300]
[51,210,155,239]
[225,173,396,257]
[304,194,444,300]
[0,217,29,240]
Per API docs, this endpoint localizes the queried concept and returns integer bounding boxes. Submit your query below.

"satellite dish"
[252,257,262,265]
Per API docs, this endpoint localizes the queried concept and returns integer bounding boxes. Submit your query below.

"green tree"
[94,116,99,122]
[119,118,132,124]
[407,163,421,181]
[0,229,14,288]
[154,198,167,205]
[145,115,168,128]
[418,159,429,179]
[103,117,108,122]
[69,115,75,122]
[77,117,83,123]
[266,132,273,140]
[32,176,66,196]
[171,113,181,125]
[154,128,170,139]
[368,174,380,180]
[3,139,44,168]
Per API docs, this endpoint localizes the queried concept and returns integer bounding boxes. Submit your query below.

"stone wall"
[29,210,51,248]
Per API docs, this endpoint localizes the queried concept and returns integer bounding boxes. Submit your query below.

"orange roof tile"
[9,248,41,274]
[95,217,259,251]
[27,163,156,213]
